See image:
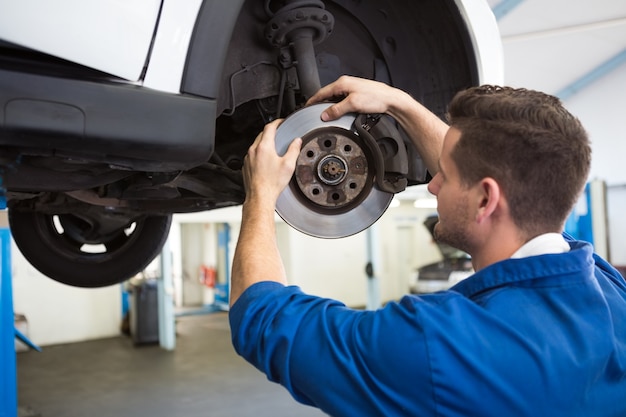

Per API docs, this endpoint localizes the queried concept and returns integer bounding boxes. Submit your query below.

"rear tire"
[9,210,172,288]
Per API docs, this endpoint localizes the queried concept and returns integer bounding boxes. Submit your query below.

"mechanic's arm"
[307,75,448,175]
[229,120,302,307]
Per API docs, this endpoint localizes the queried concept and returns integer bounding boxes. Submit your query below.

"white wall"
[11,239,121,347]
[279,223,369,306]
[223,201,445,308]
[179,223,218,306]
[563,68,626,187]
[376,202,442,301]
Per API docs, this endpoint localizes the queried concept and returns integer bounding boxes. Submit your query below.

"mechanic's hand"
[306,75,401,121]
[243,119,302,207]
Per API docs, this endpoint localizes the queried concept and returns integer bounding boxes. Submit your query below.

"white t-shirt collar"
[510,233,570,259]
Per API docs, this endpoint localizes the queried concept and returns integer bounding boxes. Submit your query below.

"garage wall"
[179,223,218,307]
[11,240,121,347]
[376,202,443,301]
[567,68,626,187]
[279,222,369,307]
[273,202,444,307]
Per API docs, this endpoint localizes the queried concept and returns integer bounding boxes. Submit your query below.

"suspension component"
[264,0,335,100]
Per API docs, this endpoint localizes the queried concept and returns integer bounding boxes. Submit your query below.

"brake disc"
[275,103,393,238]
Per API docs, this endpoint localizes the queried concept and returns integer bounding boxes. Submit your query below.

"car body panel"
[143,0,204,92]
[0,0,161,81]
[0,69,215,170]
[453,0,504,85]
[180,0,247,99]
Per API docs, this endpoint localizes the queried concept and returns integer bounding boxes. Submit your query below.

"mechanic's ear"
[475,177,500,224]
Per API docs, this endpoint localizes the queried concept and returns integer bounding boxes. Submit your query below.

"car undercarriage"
[0,0,485,287]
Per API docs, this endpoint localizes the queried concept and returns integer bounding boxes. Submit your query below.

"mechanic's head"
[445,85,591,238]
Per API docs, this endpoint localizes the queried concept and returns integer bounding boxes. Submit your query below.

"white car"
[0,0,502,287]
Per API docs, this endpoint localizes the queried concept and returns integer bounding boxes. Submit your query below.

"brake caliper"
[355,114,409,194]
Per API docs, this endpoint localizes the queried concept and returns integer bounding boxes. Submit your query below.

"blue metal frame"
[492,0,526,21]
[556,49,626,101]
[215,223,230,305]
[565,183,594,244]
[1,228,17,417]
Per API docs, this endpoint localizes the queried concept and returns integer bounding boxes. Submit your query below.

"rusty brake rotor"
[274,103,393,238]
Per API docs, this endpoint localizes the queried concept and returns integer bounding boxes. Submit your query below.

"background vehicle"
[0,0,502,287]
[410,215,473,294]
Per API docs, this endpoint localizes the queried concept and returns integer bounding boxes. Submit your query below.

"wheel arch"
[453,0,504,86]
[182,0,498,117]
[181,0,247,99]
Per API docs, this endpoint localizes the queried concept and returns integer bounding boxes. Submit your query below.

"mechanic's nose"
[427,172,441,196]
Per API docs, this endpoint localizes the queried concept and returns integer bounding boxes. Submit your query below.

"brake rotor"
[275,103,393,238]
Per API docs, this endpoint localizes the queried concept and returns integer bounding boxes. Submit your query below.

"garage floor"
[17,312,327,417]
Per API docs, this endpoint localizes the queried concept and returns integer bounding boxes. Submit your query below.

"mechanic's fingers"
[306,75,353,108]
[284,137,302,165]
[319,102,350,121]
[307,84,337,106]
[259,118,283,144]
[248,119,283,153]
[247,131,262,154]
[307,76,366,121]
[257,119,281,149]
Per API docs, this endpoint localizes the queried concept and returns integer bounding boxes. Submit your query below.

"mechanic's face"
[427,128,472,253]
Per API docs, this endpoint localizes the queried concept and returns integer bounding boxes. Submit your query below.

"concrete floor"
[17,312,327,417]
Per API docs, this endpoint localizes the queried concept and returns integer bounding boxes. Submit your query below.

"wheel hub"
[295,127,370,210]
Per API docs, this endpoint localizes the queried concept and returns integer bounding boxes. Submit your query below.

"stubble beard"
[433,198,472,254]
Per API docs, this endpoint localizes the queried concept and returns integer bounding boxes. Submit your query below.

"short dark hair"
[447,85,591,236]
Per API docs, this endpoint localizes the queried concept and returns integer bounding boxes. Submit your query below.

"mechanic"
[229,75,626,416]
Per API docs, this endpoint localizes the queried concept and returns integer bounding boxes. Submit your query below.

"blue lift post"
[0,222,41,417]
[1,227,17,417]
[215,223,231,307]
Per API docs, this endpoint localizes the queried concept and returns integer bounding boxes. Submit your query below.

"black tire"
[9,210,172,288]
